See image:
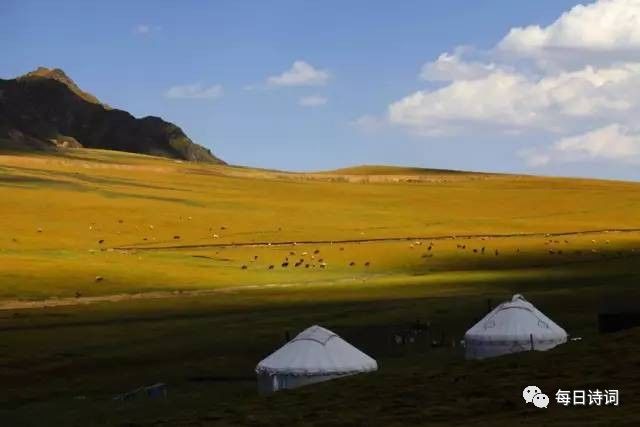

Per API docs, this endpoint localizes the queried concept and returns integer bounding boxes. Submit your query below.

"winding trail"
[114,228,640,251]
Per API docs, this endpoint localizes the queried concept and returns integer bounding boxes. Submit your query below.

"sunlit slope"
[326,164,469,175]
[1,148,639,299]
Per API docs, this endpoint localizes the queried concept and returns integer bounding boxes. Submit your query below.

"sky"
[2,0,640,181]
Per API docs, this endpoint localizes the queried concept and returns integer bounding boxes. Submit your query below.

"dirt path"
[115,228,640,251]
[0,284,295,311]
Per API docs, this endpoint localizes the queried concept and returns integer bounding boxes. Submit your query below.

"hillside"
[1,148,640,299]
[327,165,471,175]
[1,150,640,425]
[0,67,224,163]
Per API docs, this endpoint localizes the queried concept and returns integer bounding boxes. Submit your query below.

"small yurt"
[255,325,378,394]
[464,294,568,360]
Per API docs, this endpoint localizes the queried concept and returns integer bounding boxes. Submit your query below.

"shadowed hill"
[0,67,224,163]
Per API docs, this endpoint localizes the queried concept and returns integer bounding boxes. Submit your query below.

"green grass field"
[1,148,640,425]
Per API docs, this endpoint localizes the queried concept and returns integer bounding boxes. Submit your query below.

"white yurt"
[255,325,378,394]
[464,294,568,360]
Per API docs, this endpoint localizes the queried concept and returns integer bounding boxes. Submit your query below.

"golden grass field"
[1,148,640,426]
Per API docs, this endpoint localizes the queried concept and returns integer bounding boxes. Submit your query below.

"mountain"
[0,67,224,163]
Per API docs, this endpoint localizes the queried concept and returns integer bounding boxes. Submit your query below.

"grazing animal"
[320,263,327,268]
[494,249,499,256]
[305,264,310,268]
[241,265,248,270]
[281,262,289,267]
[473,249,478,253]
[213,234,219,239]
[75,291,81,298]
[268,265,274,270]
[428,246,432,251]
[98,239,105,244]
[339,247,344,251]
[254,255,259,260]
[95,276,103,283]
[364,261,370,267]
[37,228,43,233]
[173,235,180,240]
[290,251,295,256]
[481,247,485,254]
[314,249,320,254]
[295,262,301,267]
[349,261,356,266]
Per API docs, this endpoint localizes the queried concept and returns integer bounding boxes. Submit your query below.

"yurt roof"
[465,294,567,343]
[256,325,378,376]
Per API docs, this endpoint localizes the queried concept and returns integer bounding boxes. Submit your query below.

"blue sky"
[2,0,640,180]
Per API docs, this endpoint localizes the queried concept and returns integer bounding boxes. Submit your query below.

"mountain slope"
[0,67,224,163]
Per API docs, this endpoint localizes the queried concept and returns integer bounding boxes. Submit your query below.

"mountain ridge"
[0,67,224,163]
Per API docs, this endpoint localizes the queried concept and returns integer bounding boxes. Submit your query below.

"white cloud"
[518,148,551,167]
[164,83,223,100]
[522,124,640,166]
[351,115,387,134]
[299,95,327,107]
[267,61,330,87]
[499,0,640,54]
[389,63,640,135]
[420,52,499,82]
[382,0,640,167]
[133,24,161,35]
[134,25,150,34]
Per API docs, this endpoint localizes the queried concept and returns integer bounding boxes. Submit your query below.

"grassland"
[1,148,640,426]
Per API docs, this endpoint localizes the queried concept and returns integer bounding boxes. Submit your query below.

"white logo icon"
[523,386,542,403]
[523,385,548,408]
[533,393,550,408]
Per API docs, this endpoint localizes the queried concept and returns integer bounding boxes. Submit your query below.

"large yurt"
[255,325,378,394]
[464,294,568,360]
